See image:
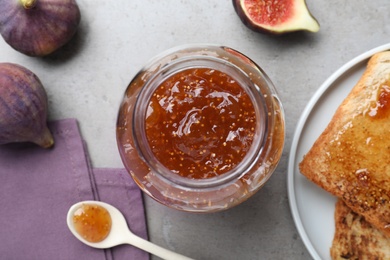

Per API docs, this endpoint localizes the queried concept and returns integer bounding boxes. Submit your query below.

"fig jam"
[145,68,256,179]
[117,45,285,212]
[72,204,111,243]
[368,84,390,119]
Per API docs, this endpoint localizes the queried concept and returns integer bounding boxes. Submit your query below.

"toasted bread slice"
[331,199,390,260]
[299,51,390,236]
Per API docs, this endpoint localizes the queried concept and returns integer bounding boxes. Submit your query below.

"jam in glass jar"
[116,45,285,213]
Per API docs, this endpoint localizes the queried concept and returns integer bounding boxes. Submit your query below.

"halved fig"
[233,0,320,34]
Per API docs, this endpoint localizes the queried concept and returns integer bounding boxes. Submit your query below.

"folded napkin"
[0,119,149,260]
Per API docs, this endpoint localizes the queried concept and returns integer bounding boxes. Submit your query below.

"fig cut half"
[233,0,320,34]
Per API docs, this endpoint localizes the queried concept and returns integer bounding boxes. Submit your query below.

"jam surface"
[72,204,112,243]
[325,83,390,210]
[145,68,257,179]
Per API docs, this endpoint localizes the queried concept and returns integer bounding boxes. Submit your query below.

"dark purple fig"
[0,63,54,148]
[233,0,319,34]
[0,0,81,56]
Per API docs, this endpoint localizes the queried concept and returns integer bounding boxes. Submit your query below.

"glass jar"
[116,45,285,213]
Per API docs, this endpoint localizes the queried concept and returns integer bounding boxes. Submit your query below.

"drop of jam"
[72,204,112,243]
[368,84,390,119]
[355,168,370,187]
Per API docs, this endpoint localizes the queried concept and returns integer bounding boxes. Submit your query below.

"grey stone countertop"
[1,1,389,259]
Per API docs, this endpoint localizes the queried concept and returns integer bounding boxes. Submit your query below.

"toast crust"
[299,51,390,236]
[331,199,390,260]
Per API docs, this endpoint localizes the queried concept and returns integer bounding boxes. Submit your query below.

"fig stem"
[20,0,37,9]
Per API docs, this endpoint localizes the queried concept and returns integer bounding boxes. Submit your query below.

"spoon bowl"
[67,200,193,260]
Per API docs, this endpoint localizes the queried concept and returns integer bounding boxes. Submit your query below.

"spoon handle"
[127,232,194,260]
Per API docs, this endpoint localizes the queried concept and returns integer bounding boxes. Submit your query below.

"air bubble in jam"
[145,68,257,179]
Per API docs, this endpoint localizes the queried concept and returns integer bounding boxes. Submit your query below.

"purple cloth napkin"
[0,118,149,260]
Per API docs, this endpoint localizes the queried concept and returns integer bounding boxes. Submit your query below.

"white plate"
[287,43,390,260]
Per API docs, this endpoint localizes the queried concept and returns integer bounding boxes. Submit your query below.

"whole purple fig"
[0,0,81,56]
[0,63,54,148]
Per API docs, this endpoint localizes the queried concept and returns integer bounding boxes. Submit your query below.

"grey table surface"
[1,1,389,259]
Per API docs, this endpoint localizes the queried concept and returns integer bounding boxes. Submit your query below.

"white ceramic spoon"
[67,200,194,260]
